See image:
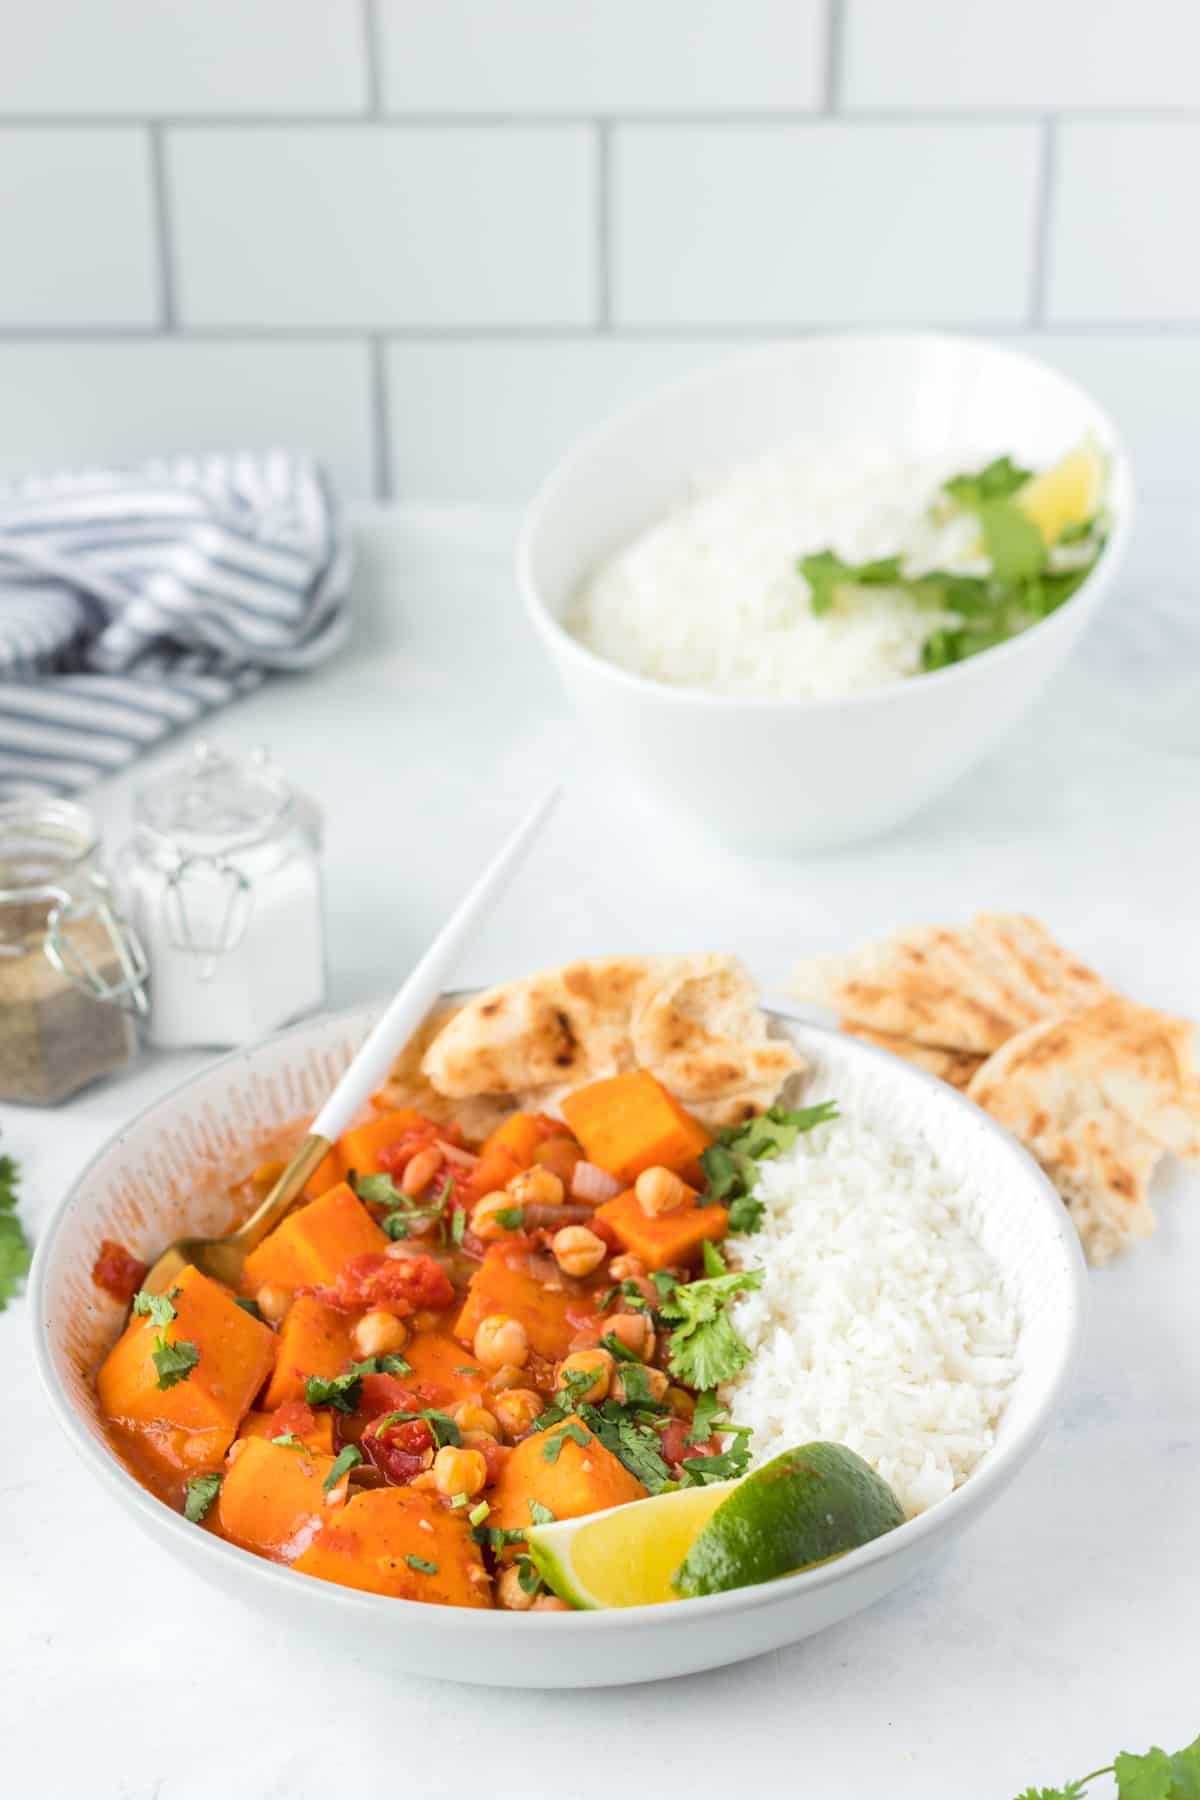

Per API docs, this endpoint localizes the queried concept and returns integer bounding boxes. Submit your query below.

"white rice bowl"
[721,1107,1020,1518]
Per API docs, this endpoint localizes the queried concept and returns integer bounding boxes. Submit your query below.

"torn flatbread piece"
[1036,1112,1162,1267]
[374,998,520,1144]
[418,954,804,1130]
[790,913,1107,1054]
[839,1022,984,1091]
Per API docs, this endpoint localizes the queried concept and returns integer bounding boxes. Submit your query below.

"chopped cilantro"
[233,1296,263,1320]
[270,1432,307,1449]
[323,1444,362,1491]
[686,1389,722,1446]
[726,1192,765,1234]
[454,1364,483,1378]
[700,1239,727,1277]
[492,1206,525,1231]
[381,1212,411,1240]
[354,1172,402,1207]
[558,1365,603,1410]
[650,1270,679,1304]
[660,1266,764,1390]
[183,1472,222,1523]
[585,1401,672,1492]
[305,1353,411,1412]
[468,1500,490,1527]
[942,453,1032,506]
[541,1421,592,1464]
[678,1435,754,1485]
[451,1206,467,1249]
[527,1499,555,1526]
[703,1102,838,1234]
[131,1287,179,1327]
[471,1522,527,1550]
[151,1335,200,1390]
[449,1491,469,1510]
[599,1331,643,1364]
[373,1407,460,1448]
[977,497,1045,584]
[799,549,903,616]
[515,1553,543,1597]
[599,1278,650,1315]
[0,1155,30,1312]
[613,1362,663,1408]
[405,1554,438,1576]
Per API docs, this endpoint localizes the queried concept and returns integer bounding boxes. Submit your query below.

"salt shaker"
[121,743,325,1049]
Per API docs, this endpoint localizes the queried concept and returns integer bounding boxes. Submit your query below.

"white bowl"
[519,333,1133,852]
[32,1003,1085,1688]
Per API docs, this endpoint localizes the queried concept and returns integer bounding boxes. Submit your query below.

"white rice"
[569,435,991,700]
[721,1111,1020,1517]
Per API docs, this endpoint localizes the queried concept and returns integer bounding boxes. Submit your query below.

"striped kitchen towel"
[0,449,351,797]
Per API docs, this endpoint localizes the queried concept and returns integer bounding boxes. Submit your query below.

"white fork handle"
[310,786,559,1144]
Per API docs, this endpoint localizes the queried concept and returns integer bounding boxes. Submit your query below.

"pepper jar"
[120,743,325,1050]
[0,798,148,1104]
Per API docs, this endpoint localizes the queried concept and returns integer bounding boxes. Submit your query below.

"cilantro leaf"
[233,1296,263,1320]
[492,1206,525,1231]
[131,1288,179,1327]
[405,1554,438,1576]
[702,1103,837,1235]
[584,1402,672,1493]
[678,1436,754,1484]
[306,1353,411,1412]
[270,1432,307,1449]
[721,1101,839,1162]
[152,1335,200,1389]
[515,1553,543,1597]
[0,1156,31,1312]
[354,1172,403,1207]
[661,1267,764,1390]
[374,1407,460,1447]
[468,1500,490,1527]
[183,1472,222,1523]
[1115,1737,1200,1798]
[977,497,1046,584]
[726,1192,765,1233]
[323,1444,363,1492]
[541,1422,592,1464]
[943,454,1032,506]
[799,550,903,616]
[451,1206,467,1249]
[527,1499,555,1526]
[700,1239,727,1277]
[686,1388,722,1446]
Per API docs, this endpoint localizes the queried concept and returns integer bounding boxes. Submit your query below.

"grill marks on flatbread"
[790,912,1107,1054]
[417,954,804,1130]
[965,996,1200,1263]
[793,911,1198,1264]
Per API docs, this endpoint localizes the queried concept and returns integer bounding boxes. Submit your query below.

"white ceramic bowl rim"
[31,1000,1087,1635]
[518,329,1134,715]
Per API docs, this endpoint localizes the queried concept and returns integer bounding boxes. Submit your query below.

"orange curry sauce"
[92,1071,733,1611]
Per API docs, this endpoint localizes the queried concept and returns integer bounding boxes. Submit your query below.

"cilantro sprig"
[183,1472,222,1523]
[353,1171,460,1246]
[323,1444,363,1492]
[0,1156,31,1311]
[1014,1732,1200,1799]
[660,1265,764,1390]
[131,1288,179,1327]
[702,1101,838,1236]
[305,1353,411,1413]
[152,1335,200,1390]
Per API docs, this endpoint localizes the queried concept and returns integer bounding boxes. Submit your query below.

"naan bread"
[790,913,1107,1053]
[967,995,1200,1262]
[839,1022,984,1091]
[417,954,804,1130]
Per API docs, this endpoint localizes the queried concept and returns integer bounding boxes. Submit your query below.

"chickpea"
[409,1470,439,1491]
[401,1145,442,1197]
[612,1364,669,1405]
[496,1564,536,1612]
[254,1282,293,1327]
[461,1429,499,1452]
[491,1387,543,1438]
[603,1311,655,1362]
[551,1225,607,1278]
[473,1313,529,1371]
[555,1348,614,1404]
[484,1362,527,1396]
[451,1401,499,1438]
[531,1595,572,1612]
[351,1309,409,1360]
[635,1165,691,1218]
[471,1191,520,1242]
[432,1444,488,1499]
[506,1165,564,1208]
[411,1308,441,1333]
[607,1253,645,1283]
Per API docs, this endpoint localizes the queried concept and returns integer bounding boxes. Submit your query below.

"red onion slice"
[571,1160,622,1204]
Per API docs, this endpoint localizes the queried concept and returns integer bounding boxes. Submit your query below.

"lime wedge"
[673,1443,905,1599]
[527,1481,737,1609]
[1016,438,1107,545]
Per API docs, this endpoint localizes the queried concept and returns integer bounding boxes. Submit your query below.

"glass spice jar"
[0,798,149,1104]
[120,743,325,1051]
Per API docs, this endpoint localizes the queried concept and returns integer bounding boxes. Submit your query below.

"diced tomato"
[659,1418,718,1470]
[264,1399,321,1442]
[323,1252,455,1314]
[91,1238,149,1304]
[362,1411,435,1485]
[375,1124,441,1179]
[475,1436,510,1486]
[356,1372,415,1418]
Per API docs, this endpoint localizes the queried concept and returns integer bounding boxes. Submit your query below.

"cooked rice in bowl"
[721,1107,1021,1517]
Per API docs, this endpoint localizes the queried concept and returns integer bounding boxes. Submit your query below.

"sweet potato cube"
[560,1071,711,1182]
[593,1186,728,1271]
[401,1330,492,1411]
[339,1109,424,1179]
[241,1406,334,1455]
[96,1264,276,1474]
[294,1487,491,1607]
[261,1296,355,1410]
[455,1242,594,1362]
[243,1182,387,1291]
[218,1435,348,1560]
[489,1415,646,1548]
[479,1112,541,1171]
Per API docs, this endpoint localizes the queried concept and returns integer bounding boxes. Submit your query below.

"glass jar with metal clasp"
[120,742,325,1050]
[0,797,148,1104]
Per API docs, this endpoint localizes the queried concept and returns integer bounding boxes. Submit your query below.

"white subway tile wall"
[0,0,1194,502]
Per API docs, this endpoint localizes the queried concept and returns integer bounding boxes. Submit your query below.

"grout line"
[823,0,846,114]
[596,122,612,330]
[147,123,177,329]
[368,335,393,500]
[0,107,1193,127]
[1030,117,1058,326]
[3,321,1200,345]
[362,0,383,117]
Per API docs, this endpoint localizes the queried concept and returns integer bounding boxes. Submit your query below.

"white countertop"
[4,502,1199,1798]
